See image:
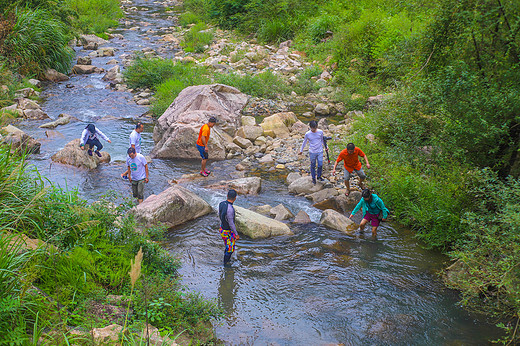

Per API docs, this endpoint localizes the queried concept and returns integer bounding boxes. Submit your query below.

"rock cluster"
[51,139,111,169]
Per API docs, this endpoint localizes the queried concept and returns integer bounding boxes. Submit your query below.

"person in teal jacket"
[349,189,389,237]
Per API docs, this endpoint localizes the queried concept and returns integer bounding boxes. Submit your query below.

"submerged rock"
[51,138,110,169]
[131,185,213,228]
[235,206,293,239]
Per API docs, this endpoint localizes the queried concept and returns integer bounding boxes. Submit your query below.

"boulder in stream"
[270,203,294,221]
[44,69,69,82]
[131,185,213,228]
[319,209,356,234]
[313,191,362,213]
[1,125,41,154]
[293,210,312,224]
[288,176,325,195]
[51,139,110,169]
[39,114,71,129]
[151,84,248,160]
[235,206,293,239]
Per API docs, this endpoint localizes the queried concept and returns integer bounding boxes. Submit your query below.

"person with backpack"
[218,189,239,266]
[79,124,111,157]
[350,189,389,237]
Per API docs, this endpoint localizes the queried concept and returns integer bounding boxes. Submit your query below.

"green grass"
[0,146,222,343]
[65,0,123,35]
[181,22,214,53]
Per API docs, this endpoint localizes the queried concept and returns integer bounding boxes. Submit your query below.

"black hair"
[227,189,237,199]
[209,116,217,123]
[309,120,318,129]
[127,147,136,155]
[347,143,355,150]
[362,189,372,202]
[86,124,96,133]
[136,122,143,129]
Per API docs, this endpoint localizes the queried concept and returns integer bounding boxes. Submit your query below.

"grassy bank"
[0,147,222,344]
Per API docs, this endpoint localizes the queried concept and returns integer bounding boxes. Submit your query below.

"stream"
[16,0,502,344]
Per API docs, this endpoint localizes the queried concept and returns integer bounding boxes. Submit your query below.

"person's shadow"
[218,267,238,323]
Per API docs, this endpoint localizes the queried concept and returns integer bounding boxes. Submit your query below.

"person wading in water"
[349,189,389,237]
[218,189,239,266]
[122,123,144,180]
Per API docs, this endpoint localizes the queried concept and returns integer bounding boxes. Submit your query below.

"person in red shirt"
[196,117,217,176]
[332,143,371,196]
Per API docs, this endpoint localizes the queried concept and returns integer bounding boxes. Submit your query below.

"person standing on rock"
[218,189,239,266]
[299,120,328,184]
[126,147,149,204]
[332,142,370,196]
[80,124,111,157]
[196,116,217,177]
[349,189,389,237]
[121,123,144,180]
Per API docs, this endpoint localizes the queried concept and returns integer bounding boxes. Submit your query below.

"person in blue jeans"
[299,120,328,184]
[79,124,111,157]
[350,189,389,237]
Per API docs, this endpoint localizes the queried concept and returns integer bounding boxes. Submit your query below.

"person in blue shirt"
[349,189,389,237]
[298,120,328,184]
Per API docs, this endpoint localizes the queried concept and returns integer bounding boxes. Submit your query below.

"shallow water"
[15,0,502,344]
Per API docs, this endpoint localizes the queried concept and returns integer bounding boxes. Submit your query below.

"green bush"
[0,8,74,76]
[181,22,213,53]
[214,71,290,98]
[178,11,201,27]
[124,57,180,90]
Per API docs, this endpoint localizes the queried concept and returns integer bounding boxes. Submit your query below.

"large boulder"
[23,109,49,120]
[131,185,213,228]
[206,177,261,195]
[51,139,110,169]
[259,112,298,138]
[1,125,41,154]
[313,191,362,213]
[288,176,325,195]
[72,65,97,74]
[235,206,293,239]
[306,188,339,204]
[286,172,301,185]
[319,209,356,234]
[151,84,248,159]
[39,114,71,129]
[293,210,312,224]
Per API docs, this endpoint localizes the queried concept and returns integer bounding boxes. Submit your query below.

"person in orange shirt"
[332,142,371,196]
[196,117,217,176]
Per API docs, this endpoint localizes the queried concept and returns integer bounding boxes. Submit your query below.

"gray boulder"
[270,204,294,221]
[233,136,252,149]
[236,125,263,141]
[77,56,92,65]
[306,188,339,204]
[320,209,356,234]
[44,69,69,82]
[1,125,41,154]
[293,210,312,224]
[51,139,110,169]
[207,177,261,195]
[131,185,212,228]
[288,176,324,195]
[313,191,362,213]
[152,84,248,160]
[72,65,97,74]
[249,204,272,216]
[286,172,301,185]
[235,206,293,239]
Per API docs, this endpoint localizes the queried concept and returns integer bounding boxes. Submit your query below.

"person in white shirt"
[298,120,328,184]
[126,147,149,204]
[79,124,111,157]
[122,123,144,179]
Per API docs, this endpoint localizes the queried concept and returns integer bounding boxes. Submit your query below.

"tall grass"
[0,8,74,76]
[64,0,123,35]
[181,22,214,53]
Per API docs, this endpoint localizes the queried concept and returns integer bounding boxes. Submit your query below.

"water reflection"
[218,267,238,323]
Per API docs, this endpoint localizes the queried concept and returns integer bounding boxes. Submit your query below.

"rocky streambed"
[3,0,504,343]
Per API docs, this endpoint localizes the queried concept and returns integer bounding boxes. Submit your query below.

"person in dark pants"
[196,116,217,177]
[218,189,239,266]
[79,124,111,157]
[126,147,149,204]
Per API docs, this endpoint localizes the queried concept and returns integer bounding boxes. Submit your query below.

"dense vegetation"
[0,147,221,343]
[171,0,520,342]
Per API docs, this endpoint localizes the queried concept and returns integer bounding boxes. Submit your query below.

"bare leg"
[371,226,378,237]
[201,158,207,172]
[345,179,351,195]
[359,218,368,231]
[359,177,365,190]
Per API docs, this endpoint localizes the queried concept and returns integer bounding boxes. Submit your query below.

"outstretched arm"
[364,154,370,169]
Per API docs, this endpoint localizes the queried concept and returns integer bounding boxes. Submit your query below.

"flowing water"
[15,0,502,344]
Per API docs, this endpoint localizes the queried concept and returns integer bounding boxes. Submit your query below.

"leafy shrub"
[0,8,74,76]
[257,17,296,43]
[214,71,290,98]
[124,57,180,90]
[181,22,213,53]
